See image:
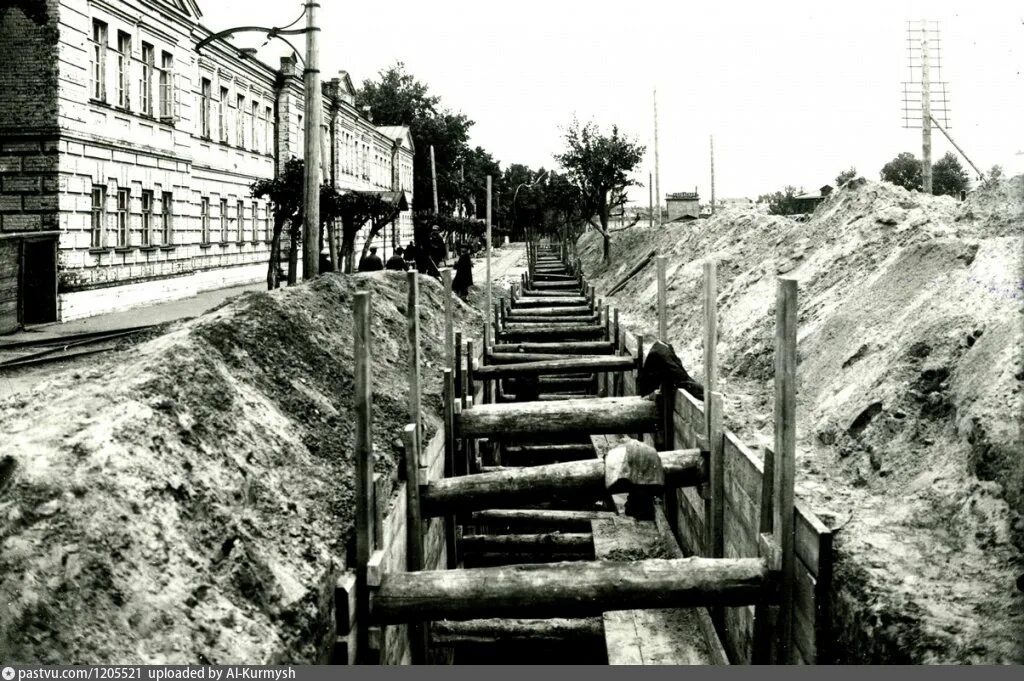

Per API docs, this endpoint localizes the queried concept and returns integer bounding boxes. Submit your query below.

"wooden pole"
[472,355,635,379]
[648,172,654,228]
[352,291,372,663]
[454,331,463,407]
[709,135,715,216]
[773,277,798,663]
[920,20,933,195]
[443,268,454,372]
[443,368,458,569]
[703,260,718,397]
[705,392,725,560]
[656,255,667,342]
[406,272,423,464]
[401,423,428,664]
[485,175,493,351]
[653,88,661,224]
[430,144,439,215]
[301,1,321,279]
[372,556,770,624]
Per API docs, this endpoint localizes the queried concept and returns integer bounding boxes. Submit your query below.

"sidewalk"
[0,281,265,347]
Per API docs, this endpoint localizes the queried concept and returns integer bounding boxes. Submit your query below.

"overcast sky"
[199,0,1023,203]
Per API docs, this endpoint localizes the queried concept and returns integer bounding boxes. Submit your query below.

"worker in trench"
[636,339,705,401]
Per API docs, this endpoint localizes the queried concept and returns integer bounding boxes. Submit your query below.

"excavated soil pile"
[0,273,479,664]
[578,177,1024,663]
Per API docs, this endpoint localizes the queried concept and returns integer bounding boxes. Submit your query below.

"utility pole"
[430,145,440,215]
[653,89,661,225]
[648,172,654,228]
[920,20,933,194]
[302,1,321,279]
[710,135,715,216]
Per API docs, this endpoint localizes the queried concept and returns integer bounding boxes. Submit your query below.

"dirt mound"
[0,272,479,664]
[579,177,1024,663]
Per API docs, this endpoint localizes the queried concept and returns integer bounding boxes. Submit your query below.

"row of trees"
[251,62,649,287]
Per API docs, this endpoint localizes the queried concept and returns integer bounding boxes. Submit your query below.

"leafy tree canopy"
[836,167,857,187]
[931,152,970,197]
[880,152,923,192]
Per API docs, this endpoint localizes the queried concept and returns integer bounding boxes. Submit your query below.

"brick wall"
[0,2,61,238]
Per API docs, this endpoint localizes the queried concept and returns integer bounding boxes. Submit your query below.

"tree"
[251,157,304,289]
[332,192,399,273]
[836,167,857,187]
[356,63,474,214]
[880,152,922,192]
[757,186,801,216]
[555,120,646,264]
[982,164,1005,189]
[931,152,970,197]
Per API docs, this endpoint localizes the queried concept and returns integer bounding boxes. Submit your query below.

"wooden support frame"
[656,255,668,342]
[406,272,423,466]
[401,423,428,664]
[353,291,373,665]
[442,368,458,569]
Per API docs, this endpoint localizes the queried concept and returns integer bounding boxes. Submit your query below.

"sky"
[198,0,1023,204]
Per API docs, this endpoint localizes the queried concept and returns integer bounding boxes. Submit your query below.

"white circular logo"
[2,667,14,681]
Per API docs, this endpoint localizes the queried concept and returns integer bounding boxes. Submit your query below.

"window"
[263,202,270,241]
[161,191,173,245]
[297,114,303,154]
[116,31,131,110]
[219,198,228,243]
[90,185,106,248]
[141,190,153,246]
[200,78,211,138]
[251,201,259,243]
[90,20,107,102]
[219,87,229,143]
[116,187,130,247]
[250,101,259,152]
[236,94,245,147]
[159,51,174,120]
[140,43,154,116]
[264,106,273,155]
[200,196,210,244]
[236,200,245,242]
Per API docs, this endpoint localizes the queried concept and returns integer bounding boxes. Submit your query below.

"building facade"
[665,191,700,222]
[0,0,413,332]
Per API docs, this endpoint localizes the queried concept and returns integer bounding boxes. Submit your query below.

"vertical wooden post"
[430,144,439,216]
[656,255,668,342]
[301,0,321,279]
[443,368,458,569]
[401,423,428,663]
[920,20,933,195]
[443,268,454,373]
[352,291,372,664]
[613,308,622,397]
[602,302,610,341]
[613,308,620,353]
[406,272,423,465]
[773,277,798,663]
[705,392,725,560]
[466,341,475,408]
[485,175,493,352]
[636,334,646,440]
[703,259,718,399]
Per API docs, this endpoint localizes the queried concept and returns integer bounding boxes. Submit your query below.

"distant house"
[666,191,700,221]
[717,197,754,210]
[793,185,834,214]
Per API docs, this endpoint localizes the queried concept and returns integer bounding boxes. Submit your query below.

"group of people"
[356,225,476,300]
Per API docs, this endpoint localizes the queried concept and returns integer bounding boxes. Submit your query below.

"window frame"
[200,196,211,245]
[140,189,153,246]
[140,42,154,116]
[90,185,106,248]
[218,86,229,143]
[159,51,174,121]
[116,31,131,111]
[116,187,130,248]
[90,20,108,103]
[161,191,173,245]
[236,199,245,243]
[219,198,229,243]
[200,77,212,139]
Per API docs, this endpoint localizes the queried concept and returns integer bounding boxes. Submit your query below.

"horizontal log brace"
[456,396,660,439]
[474,356,636,379]
[370,557,773,623]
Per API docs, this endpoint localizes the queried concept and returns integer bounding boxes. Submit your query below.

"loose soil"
[578,177,1024,663]
[0,272,480,664]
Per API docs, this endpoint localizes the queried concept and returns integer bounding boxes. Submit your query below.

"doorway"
[20,237,57,325]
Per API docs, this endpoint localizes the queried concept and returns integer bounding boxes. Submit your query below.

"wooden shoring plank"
[406,272,423,466]
[456,396,659,439]
[352,291,373,664]
[470,509,615,532]
[443,268,454,373]
[488,352,595,364]
[443,369,458,569]
[460,533,594,555]
[706,392,725,560]
[491,341,615,355]
[474,355,635,379]
[504,313,601,325]
[372,557,771,624]
[431,618,604,645]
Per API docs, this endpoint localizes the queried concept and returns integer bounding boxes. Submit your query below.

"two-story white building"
[0,0,413,331]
